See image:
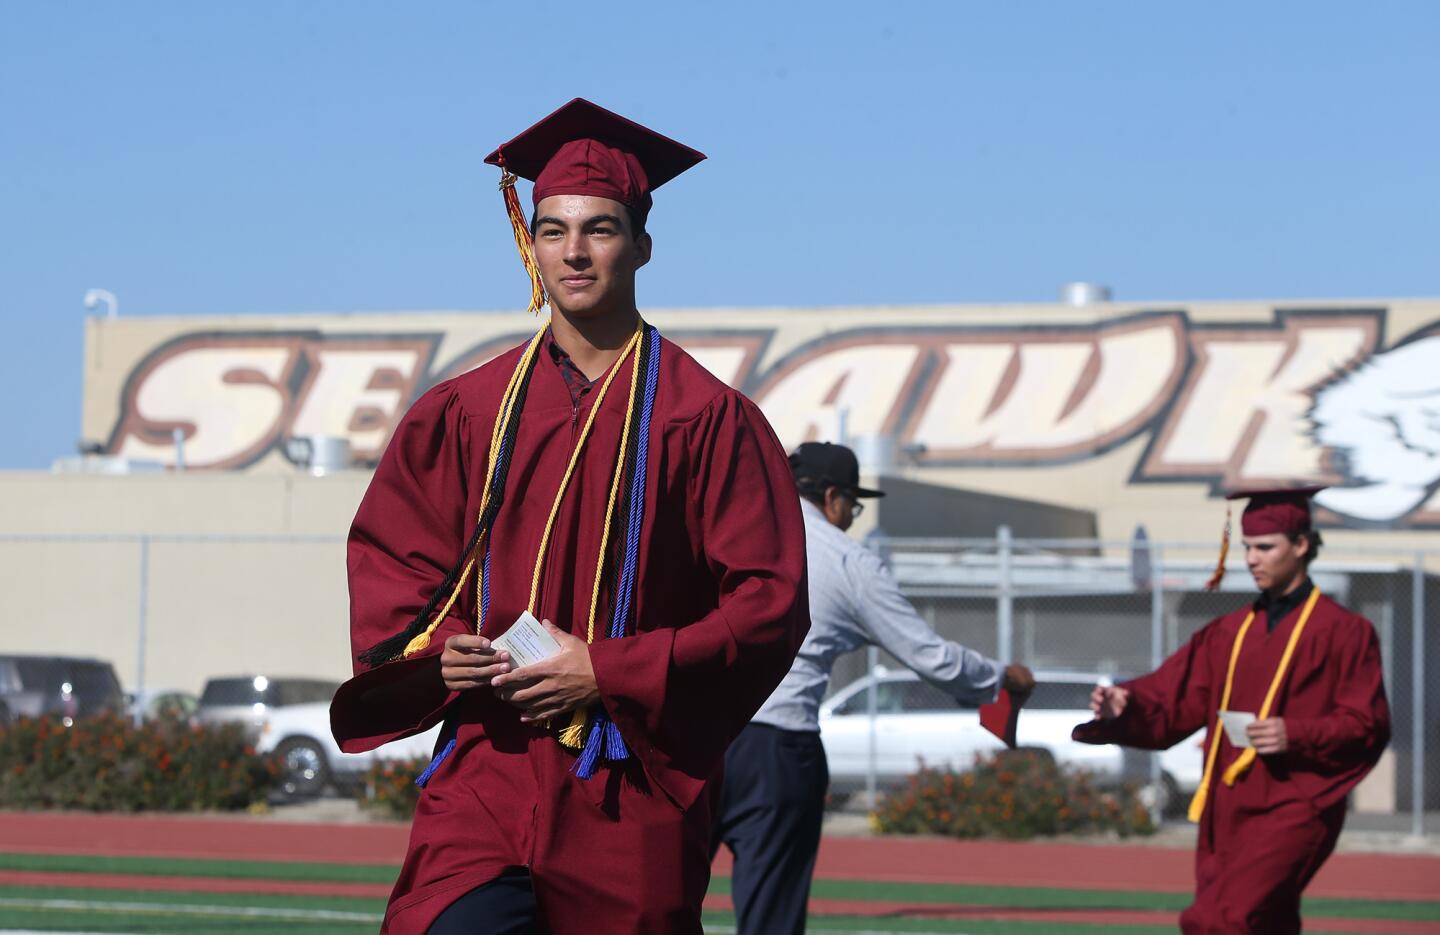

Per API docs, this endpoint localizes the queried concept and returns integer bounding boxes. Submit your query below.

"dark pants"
[711,723,829,935]
[428,869,537,934]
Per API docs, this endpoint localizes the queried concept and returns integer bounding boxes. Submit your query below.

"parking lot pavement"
[255,796,379,824]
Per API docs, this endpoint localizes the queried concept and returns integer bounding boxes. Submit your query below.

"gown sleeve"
[1072,616,1224,750]
[847,547,1001,705]
[1284,613,1391,772]
[329,380,477,753]
[587,391,810,809]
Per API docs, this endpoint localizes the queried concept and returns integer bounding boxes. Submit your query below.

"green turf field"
[0,852,1433,934]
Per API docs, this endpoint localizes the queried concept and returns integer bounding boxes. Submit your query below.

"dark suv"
[0,655,125,725]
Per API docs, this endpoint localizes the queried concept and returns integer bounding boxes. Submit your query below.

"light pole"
[83,288,118,319]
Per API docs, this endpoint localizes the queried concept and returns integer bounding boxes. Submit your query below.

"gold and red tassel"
[1204,503,1231,591]
[498,161,546,315]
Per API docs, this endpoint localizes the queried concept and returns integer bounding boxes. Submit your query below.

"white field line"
[0,927,984,933]
[0,897,982,935]
[0,896,381,923]
[699,922,979,927]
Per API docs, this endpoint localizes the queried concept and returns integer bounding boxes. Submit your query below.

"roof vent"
[1060,282,1113,306]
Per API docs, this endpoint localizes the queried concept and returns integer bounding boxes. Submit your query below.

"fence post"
[134,535,150,726]
[865,644,879,809]
[997,526,1013,663]
[1413,553,1426,839]
[1150,543,1164,788]
[862,530,893,811]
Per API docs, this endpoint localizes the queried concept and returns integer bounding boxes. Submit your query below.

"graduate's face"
[533,195,652,318]
[1243,532,1308,593]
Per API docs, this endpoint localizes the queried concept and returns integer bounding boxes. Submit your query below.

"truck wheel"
[1139,772,1182,819]
[275,737,330,798]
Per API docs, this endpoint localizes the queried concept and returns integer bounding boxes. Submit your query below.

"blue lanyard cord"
[608,327,660,640]
[576,325,660,777]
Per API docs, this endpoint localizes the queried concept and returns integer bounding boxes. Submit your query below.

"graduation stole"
[485,318,659,778]
[1186,586,1322,822]
[357,317,660,779]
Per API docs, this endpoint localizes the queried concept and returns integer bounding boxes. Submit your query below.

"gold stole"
[1186,587,1322,823]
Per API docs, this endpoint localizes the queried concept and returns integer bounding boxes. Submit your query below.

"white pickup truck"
[197,675,442,797]
[819,668,1203,813]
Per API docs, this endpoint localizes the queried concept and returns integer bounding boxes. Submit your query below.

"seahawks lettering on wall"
[85,301,1440,529]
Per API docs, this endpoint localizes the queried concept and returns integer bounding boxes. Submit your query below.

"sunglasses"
[831,489,865,518]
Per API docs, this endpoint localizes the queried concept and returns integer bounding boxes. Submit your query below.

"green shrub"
[358,756,429,820]
[0,714,277,812]
[872,749,1155,840]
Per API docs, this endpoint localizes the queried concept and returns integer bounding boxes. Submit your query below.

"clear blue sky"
[2,1,1437,469]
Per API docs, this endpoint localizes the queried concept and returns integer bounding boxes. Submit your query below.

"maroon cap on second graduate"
[484,98,706,217]
[1205,484,1326,591]
[1226,485,1326,536]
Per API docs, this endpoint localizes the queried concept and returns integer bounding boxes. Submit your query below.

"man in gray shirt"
[711,442,1036,935]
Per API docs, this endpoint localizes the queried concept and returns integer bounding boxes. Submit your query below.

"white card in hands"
[1220,710,1256,747]
[490,611,562,669]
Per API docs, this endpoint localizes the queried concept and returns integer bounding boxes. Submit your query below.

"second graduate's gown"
[1074,581,1389,935]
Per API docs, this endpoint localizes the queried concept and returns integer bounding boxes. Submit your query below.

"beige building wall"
[8,297,1439,697]
[79,298,1440,545]
[0,472,367,695]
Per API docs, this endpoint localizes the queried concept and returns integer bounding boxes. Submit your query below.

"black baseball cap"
[788,442,885,499]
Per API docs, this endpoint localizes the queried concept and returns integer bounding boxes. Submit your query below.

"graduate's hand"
[1247,717,1289,754]
[489,620,600,724]
[1003,664,1036,701]
[1090,684,1129,720]
[439,634,512,692]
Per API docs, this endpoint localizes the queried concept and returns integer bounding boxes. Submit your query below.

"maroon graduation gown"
[1074,591,1390,934]
[330,335,810,934]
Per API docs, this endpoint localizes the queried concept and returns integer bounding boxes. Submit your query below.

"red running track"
[3,812,1438,902]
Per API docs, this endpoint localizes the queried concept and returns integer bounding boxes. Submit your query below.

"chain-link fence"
[0,530,1432,836]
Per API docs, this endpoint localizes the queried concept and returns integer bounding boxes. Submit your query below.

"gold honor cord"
[582,327,643,646]
[512,321,643,751]
[1187,586,1322,822]
[557,325,647,749]
[523,322,642,614]
[400,321,550,659]
[397,316,646,755]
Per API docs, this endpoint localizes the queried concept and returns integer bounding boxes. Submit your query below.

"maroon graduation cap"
[1204,485,1326,591]
[980,688,1025,749]
[483,99,706,314]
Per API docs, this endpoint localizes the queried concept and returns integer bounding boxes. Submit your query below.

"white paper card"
[1220,710,1256,747]
[490,611,562,668]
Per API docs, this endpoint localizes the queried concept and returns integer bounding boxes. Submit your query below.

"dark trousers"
[427,869,537,934]
[711,723,829,935]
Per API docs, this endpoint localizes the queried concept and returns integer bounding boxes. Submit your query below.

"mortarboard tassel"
[559,708,588,750]
[574,713,606,779]
[498,162,547,315]
[603,718,628,761]
[414,737,456,788]
[1204,503,1231,591]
